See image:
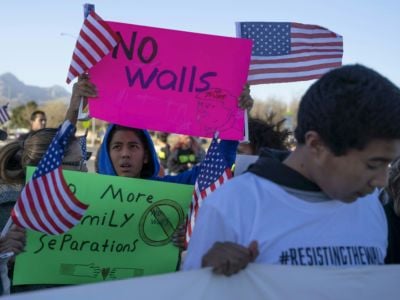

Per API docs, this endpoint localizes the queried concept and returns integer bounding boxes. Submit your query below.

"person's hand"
[66,74,98,123]
[172,223,187,250]
[201,241,259,276]
[0,225,26,255]
[238,83,253,111]
[70,74,98,111]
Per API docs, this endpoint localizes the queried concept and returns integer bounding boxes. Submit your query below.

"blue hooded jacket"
[97,124,238,185]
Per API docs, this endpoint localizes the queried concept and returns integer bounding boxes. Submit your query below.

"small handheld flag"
[11,121,89,235]
[0,104,10,124]
[66,11,119,84]
[185,136,233,245]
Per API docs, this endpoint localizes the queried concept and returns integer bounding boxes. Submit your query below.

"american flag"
[236,22,343,85]
[66,11,119,84]
[0,104,10,124]
[185,137,233,245]
[11,121,89,235]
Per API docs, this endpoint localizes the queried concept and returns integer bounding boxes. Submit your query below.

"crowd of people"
[0,64,399,295]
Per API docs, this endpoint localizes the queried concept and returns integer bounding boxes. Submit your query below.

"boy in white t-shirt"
[183,65,400,275]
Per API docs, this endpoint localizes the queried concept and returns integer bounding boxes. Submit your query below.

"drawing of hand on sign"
[60,263,100,278]
[196,88,236,135]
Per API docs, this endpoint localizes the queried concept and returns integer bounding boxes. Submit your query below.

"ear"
[304,131,329,159]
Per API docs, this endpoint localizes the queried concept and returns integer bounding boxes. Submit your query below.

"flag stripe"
[248,73,324,85]
[72,52,92,71]
[48,170,82,223]
[54,168,88,212]
[42,171,75,229]
[185,138,233,245]
[85,19,114,51]
[79,32,104,61]
[76,43,98,66]
[82,25,109,56]
[250,58,341,70]
[34,178,65,234]
[249,62,342,75]
[87,12,119,46]
[26,181,57,234]
[66,11,119,84]
[251,54,342,64]
[248,66,337,80]
[0,105,10,124]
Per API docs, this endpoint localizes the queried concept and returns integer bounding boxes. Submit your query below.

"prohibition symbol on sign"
[139,199,185,247]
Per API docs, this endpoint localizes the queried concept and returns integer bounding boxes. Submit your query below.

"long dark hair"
[0,128,75,184]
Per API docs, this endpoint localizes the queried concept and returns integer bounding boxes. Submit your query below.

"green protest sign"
[13,168,193,285]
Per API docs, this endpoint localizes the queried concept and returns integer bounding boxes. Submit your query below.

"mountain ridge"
[0,73,71,107]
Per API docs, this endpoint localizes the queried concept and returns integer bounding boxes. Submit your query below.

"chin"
[338,193,362,203]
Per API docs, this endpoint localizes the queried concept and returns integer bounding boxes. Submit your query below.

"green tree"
[10,101,38,129]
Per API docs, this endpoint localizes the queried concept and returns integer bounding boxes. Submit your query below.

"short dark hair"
[30,110,46,121]
[248,117,291,153]
[294,64,400,155]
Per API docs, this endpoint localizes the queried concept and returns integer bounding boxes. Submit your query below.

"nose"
[121,146,131,157]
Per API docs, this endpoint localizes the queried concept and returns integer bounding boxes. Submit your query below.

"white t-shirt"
[183,173,387,270]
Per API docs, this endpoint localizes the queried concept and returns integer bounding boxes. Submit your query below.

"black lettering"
[298,248,305,265]
[79,240,90,251]
[195,72,217,92]
[34,234,47,254]
[46,239,56,251]
[108,210,118,227]
[68,183,77,194]
[306,247,314,265]
[157,70,177,90]
[359,246,366,265]
[353,246,361,264]
[91,241,100,252]
[289,248,298,265]
[102,239,110,252]
[110,240,116,252]
[112,31,137,60]
[130,239,139,252]
[127,192,135,202]
[346,246,353,264]
[60,234,73,251]
[70,240,79,251]
[178,67,187,92]
[316,247,324,265]
[81,214,100,226]
[189,66,196,92]
[146,195,153,203]
[322,247,329,264]
[137,36,158,63]
[116,244,124,252]
[331,247,340,266]
[121,213,135,227]
[101,212,108,226]
[136,193,146,202]
[101,184,124,202]
[339,246,347,265]
[126,66,158,88]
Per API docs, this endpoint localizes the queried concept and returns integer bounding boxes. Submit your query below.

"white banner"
[4,263,400,300]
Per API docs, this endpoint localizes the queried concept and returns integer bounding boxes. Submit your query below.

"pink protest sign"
[88,21,252,140]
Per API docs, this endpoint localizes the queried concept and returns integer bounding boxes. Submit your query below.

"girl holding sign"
[71,76,253,185]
